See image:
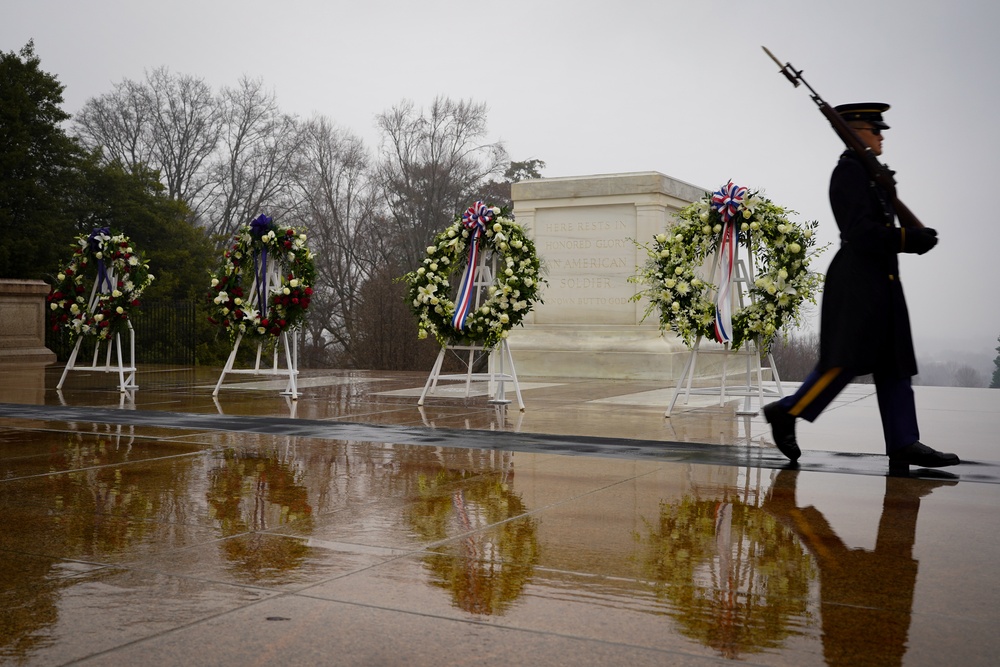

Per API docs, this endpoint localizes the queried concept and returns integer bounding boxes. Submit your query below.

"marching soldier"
[763,103,960,472]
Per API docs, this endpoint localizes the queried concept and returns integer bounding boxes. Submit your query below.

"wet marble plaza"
[1,364,998,665]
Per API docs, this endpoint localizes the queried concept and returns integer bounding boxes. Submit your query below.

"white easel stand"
[56,268,138,394]
[665,336,783,417]
[664,243,785,418]
[57,326,137,393]
[213,328,300,399]
[417,338,525,411]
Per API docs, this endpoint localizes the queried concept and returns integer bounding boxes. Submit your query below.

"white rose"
[656,234,667,243]
[283,288,291,295]
[713,224,722,233]
[116,306,124,314]
[788,242,801,254]
[427,245,437,253]
[289,279,299,287]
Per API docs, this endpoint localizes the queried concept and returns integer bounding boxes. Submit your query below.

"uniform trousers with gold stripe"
[774,367,919,455]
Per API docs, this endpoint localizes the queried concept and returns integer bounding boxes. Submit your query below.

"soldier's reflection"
[763,469,954,666]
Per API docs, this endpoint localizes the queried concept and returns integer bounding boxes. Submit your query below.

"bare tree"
[74,67,222,218]
[200,77,304,238]
[144,67,221,209]
[293,116,384,366]
[375,96,508,268]
[953,364,985,388]
[73,78,155,172]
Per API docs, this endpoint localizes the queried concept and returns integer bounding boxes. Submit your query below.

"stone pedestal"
[0,279,57,364]
[509,172,728,380]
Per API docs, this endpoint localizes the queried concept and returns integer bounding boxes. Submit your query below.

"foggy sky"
[4,0,999,368]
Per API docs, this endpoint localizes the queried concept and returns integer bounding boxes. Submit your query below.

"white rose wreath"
[631,183,825,352]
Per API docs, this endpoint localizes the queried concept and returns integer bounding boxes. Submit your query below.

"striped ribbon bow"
[711,180,748,224]
[710,182,746,343]
[451,202,496,332]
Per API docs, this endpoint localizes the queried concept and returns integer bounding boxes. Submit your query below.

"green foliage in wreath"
[207,215,316,341]
[403,205,544,349]
[630,189,826,352]
[47,229,155,341]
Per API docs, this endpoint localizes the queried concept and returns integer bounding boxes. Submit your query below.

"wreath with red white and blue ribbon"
[404,202,544,349]
[630,182,826,353]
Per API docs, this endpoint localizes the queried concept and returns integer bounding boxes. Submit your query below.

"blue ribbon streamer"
[250,215,273,313]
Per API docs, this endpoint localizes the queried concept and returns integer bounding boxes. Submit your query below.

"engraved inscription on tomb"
[534,205,637,325]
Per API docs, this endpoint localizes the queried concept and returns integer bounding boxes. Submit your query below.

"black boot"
[888,441,960,471]
[763,402,801,463]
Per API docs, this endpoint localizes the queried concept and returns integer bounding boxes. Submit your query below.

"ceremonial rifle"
[762,46,924,229]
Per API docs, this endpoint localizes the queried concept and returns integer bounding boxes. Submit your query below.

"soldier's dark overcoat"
[818,151,918,378]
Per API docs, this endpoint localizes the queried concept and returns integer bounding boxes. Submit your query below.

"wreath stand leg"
[417,253,525,411]
[212,259,300,400]
[417,340,524,411]
[665,242,783,418]
[56,268,137,393]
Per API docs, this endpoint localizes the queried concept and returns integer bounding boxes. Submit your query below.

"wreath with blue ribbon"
[207,215,316,340]
[47,228,155,341]
[630,183,825,352]
[403,202,544,349]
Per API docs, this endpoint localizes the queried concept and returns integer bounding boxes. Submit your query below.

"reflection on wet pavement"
[1,366,998,665]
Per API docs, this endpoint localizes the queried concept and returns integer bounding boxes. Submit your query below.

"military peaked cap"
[834,102,890,129]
